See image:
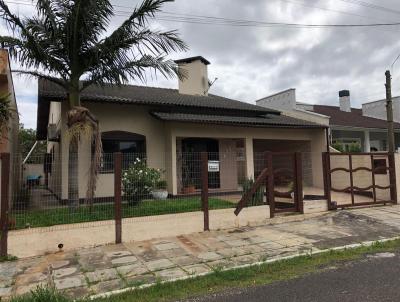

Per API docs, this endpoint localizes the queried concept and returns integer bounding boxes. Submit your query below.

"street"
[183,251,400,302]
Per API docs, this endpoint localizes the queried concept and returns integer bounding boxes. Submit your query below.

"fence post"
[294,152,304,213]
[388,152,397,204]
[201,152,209,231]
[0,153,10,257]
[266,152,275,218]
[323,152,333,210]
[114,152,122,244]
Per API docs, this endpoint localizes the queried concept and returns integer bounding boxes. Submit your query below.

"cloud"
[3,0,400,128]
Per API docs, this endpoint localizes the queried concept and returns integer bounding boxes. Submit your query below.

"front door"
[181,138,220,189]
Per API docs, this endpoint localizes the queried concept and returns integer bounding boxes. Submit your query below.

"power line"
[335,0,400,16]
[5,0,400,29]
[280,0,397,23]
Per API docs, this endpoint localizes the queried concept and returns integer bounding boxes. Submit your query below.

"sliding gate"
[323,152,397,209]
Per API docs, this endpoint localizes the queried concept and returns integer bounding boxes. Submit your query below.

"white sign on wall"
[208,160,220,172]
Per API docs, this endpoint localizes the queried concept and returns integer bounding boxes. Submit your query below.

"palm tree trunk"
[68,86,80,209]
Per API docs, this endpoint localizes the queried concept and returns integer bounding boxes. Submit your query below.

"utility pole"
[385,70,395,153]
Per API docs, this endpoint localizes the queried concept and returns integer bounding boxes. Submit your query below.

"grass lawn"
[11,239,400,302]
[12,197,235,229]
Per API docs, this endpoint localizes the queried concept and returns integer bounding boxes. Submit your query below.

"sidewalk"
[2,205,400,300]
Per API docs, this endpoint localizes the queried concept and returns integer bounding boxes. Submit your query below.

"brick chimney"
[175,56,210,96]
[339,90,351,112]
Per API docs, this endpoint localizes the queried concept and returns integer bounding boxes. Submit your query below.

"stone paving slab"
[2,206,400,300]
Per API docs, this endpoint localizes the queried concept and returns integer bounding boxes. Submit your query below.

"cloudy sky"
[2,0,400,129]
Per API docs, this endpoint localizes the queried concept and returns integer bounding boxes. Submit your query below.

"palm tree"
[0,0,187,207]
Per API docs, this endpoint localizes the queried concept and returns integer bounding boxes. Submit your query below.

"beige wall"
[23,164,45,185]
[0,50,20,208]
[167,122,327,194]
[77,103,166,198]
[47,101,62,197]
[178,60,208,96]
[330,154,391,202]
[54,100,327,199]
[9,205,270,258]
[0,49,19,154]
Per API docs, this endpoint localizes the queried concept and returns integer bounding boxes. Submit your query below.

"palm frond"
[12,69,67,89]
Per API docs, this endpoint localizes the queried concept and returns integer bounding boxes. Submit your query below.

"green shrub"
[241,177,264,206]
[349,142,362,153]
[155,180,167,190]
[332,142,344,152]
[122,158,162,204]
[10,286,70,302]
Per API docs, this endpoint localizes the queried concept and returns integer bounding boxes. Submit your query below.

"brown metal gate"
[235,152,303,218]
[323,152,397,209]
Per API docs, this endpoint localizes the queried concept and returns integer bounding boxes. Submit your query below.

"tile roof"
[151,112,326,128]
[37,79,325,139]
[38,79,275,114]
[311,105,400,130]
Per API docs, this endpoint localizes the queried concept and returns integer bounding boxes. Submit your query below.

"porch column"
[364,130,371,152]
[166,133,178,195]
[245,137,254,179]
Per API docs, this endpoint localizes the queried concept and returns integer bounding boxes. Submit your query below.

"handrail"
[234,168,268,216]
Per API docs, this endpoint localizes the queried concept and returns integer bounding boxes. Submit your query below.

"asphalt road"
[183,252,400,302]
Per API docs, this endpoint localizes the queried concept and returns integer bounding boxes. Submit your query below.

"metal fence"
[0,150,319,256]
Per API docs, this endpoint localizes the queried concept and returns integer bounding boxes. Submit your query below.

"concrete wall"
[0,50,20,208]
[256,89,296,111]
[23,164,45,185]
[282,109,330,126]
[9,205,270,258]
[362,97,400,123]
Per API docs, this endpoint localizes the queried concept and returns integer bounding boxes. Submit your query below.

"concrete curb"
[88,235,400,300]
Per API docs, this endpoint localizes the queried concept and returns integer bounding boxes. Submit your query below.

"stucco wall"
[47,101,63,197]
[178,60,209,96]
[166,122,327,194]
[0,50,20,206]
[362,97,400,123]
[54,101,327,199]
[77,103,166,199]
[256,89,296,111]
[9,205,270,258]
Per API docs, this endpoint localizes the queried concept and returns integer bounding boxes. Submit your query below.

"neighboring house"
[0,49,19,154]
[36,56,328,200]
[256,89,400,152]
[0,49,20,201]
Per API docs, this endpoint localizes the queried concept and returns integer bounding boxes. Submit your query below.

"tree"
[0,0,187,207]
[18,124,47,161]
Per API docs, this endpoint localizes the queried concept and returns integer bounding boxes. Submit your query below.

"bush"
[155,180,167,190]
[122,158,162,204]
[10,286,70,302]
[242,177,264,206]
[349,142,362,153]
[332,142,344,152]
